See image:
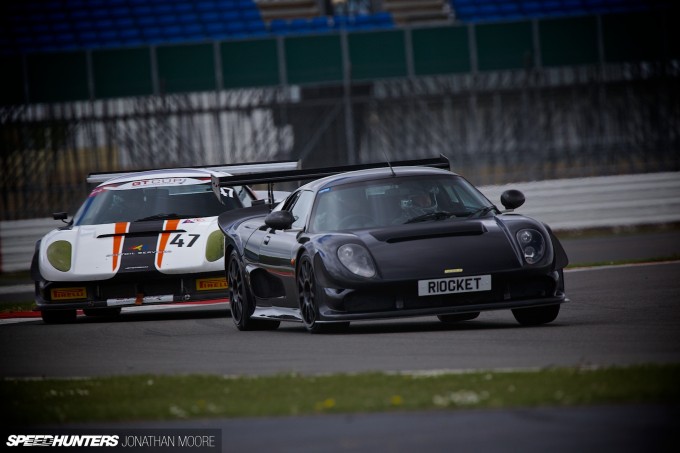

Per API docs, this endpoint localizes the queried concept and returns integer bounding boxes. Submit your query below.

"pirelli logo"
[196,277,228,291]
[51,287,87,300]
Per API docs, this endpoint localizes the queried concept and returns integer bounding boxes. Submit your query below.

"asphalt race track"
[2,261,680,377]
[1,233,679,452]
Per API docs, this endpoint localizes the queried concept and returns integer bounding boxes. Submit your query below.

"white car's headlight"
[47,240,72,272]
[516,229,545,264]
[205,230,225,262]
[337,244,376,278]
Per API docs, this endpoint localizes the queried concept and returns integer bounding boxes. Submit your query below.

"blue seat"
[309,16,331,31]
[226,22,247,36]
[183,24,205,39]
[157,14,179,25]
[270,19,289,34]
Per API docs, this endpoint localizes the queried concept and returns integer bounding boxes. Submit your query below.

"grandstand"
[1,0,668,55]
[0,0,678,220]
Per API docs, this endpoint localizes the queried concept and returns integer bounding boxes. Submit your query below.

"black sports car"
[213,156,569,333]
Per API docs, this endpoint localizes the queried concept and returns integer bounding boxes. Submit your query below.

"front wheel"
[228,250,279,331]
[297,254,349,334]
[41,309,77,324]
[512,304,560,326]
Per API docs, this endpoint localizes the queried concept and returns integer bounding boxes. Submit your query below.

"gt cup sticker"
[51,287,87,300]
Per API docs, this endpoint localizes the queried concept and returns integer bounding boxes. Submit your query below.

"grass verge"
[2,364,678,424]
[0,301,36,314]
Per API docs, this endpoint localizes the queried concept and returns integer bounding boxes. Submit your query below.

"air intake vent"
[370,221,486,243]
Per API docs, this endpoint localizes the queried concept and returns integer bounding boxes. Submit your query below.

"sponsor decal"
[106,295,173,307]
[128,244,146,252]
[131,178,187,187]
[51,287,87,300]
[196,278,228,291]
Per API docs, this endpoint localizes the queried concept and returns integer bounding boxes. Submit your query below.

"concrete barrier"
[2,171,678,273]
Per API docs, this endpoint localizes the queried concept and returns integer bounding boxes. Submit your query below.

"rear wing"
[211,155,451,206]
[86,160,300,185]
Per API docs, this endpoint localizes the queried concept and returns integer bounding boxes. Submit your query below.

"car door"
[259,190,315,307]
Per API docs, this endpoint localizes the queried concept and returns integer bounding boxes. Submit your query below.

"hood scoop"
[370,221,486,244]
[97,221,186,238]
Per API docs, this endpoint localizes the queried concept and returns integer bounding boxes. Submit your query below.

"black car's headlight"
[337,244,376,278]
[47,240,72,272]
[516,229,545,264]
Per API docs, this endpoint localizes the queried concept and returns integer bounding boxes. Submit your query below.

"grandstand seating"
[0,0,669,56]
[0,0,396,55]
[450,0,667,22]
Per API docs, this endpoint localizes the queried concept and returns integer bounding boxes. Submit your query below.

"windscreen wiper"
[134,213,188,222]
[404,211,455,224]
[467,206,497,218]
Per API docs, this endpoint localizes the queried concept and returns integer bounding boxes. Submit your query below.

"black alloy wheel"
[297,254,348,334]
[41,309,77,324]
[228,250,279,331]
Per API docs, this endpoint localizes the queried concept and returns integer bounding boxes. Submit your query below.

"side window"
[288,190,314,229]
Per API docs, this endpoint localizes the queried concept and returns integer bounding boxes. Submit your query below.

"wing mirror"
[500,190,525,211]
[53,212,69,223]
[264,210,294,230]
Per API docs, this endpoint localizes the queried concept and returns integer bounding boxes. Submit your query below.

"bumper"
[315,270,567,322]
[35,272,229,311]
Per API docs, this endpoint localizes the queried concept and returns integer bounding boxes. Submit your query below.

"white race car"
[31,162,296,323]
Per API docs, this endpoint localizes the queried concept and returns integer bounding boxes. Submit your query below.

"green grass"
[2,364,678,424]
[0,301,36,313]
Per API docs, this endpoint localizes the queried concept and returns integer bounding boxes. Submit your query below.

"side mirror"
[500,190,525,210]
[53,212,68,222]
[265,210,294,230]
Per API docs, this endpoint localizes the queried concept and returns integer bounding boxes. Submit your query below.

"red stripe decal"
[112,222,128,271]
[157,219,181,268]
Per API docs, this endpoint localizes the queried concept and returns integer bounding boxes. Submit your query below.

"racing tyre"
[83,307,121,318]
[512,304,560,326]
[437,312,480,323]
[228,250,279,331]
[41,309,77,324]
[297,254,349,334]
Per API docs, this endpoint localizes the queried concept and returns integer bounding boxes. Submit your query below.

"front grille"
[341,274,557,314]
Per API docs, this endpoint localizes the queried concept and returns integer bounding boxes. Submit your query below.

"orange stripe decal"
[157,219,181,268]
[112,222,128,271]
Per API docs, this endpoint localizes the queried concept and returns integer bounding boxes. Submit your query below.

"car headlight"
[205,230,225,262]
[337,244,376,278]
[47,240,72,272]
[516,229,545,264]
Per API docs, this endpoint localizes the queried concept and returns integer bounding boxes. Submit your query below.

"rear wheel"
[297,254,349,334]
[438,312,480,323]
[228,250,279,331]
[41,309,77,324]
[512,304,560,326]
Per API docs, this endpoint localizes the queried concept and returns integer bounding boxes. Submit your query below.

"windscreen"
[309,174,493,231]
[74,178,252,226]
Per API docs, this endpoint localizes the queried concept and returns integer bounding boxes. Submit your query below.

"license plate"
[418,275,491,297]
